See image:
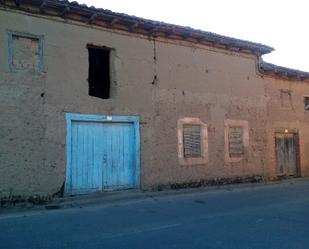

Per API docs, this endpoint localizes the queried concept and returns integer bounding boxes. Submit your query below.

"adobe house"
[1,0,309,199]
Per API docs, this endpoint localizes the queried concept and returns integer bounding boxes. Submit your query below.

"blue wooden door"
[71,121,104,194]
[102,123,135,190]
[66,114,139,195]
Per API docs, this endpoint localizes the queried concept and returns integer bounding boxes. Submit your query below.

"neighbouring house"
[1,0,309,199]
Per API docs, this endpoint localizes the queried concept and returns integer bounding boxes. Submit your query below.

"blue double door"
[68,119,139,195]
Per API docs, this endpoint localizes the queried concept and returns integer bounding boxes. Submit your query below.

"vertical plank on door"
[286,134,296,175]
[92,122,102,191]
[70,121,103,194]
[275,133,297,176]
[103,122,135,190]
[275,134,285,174]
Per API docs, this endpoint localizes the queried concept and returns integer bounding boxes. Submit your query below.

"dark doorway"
[275,132,300,177]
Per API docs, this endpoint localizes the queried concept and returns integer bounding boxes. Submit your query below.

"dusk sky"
[76,0,309,72]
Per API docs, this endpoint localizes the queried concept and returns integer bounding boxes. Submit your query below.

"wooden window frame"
[177,117,208,166]
[224,119,249,163]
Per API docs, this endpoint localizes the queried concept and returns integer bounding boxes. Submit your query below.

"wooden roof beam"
[14,0,20,7]
[226,43,240,50]
[195,36,205,43]
[148,27,158,36]
[39,0,47,12]
[165,28,176,37]
[295,74,309,81]
[109,17,118,27]
[252,49,262,56]
[60,5,70,18]
[129,22,139,31]
[87,13,98,24]
[181,31,192,39]
[211,39,222,47]
[278,71,288,77]
[299,74,307,79]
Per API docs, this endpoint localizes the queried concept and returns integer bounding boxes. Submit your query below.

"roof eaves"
[259,62,309,81]
[1,0,274,55]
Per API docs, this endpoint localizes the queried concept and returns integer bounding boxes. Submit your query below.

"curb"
[1,177,307,216]
[45,178,294,209]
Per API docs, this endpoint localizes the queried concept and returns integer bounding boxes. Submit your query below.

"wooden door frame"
[274,129,301,177]
[65,113,140,195]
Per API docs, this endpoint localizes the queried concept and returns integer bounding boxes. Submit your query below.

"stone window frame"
[279,89,293,110]
[177,117,208,166]
[224,119,249,163]
[7,30,44,73]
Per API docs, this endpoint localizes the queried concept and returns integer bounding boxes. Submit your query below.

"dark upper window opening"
[304,96,309,111]
[87,45,111,99]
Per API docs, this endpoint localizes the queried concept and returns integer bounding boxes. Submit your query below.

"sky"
[76,0,309,72]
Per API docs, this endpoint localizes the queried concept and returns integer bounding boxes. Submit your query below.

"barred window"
[183,125,202,158]
[178,118,208,165]
[224,120,249,163]
[228,127,244,158]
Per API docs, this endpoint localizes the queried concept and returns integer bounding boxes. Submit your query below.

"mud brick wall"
[1,9,309,197]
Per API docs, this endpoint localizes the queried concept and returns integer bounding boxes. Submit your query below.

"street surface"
[1,179,309,249]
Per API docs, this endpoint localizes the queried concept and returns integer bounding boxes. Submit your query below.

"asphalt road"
[1,179,309,249]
